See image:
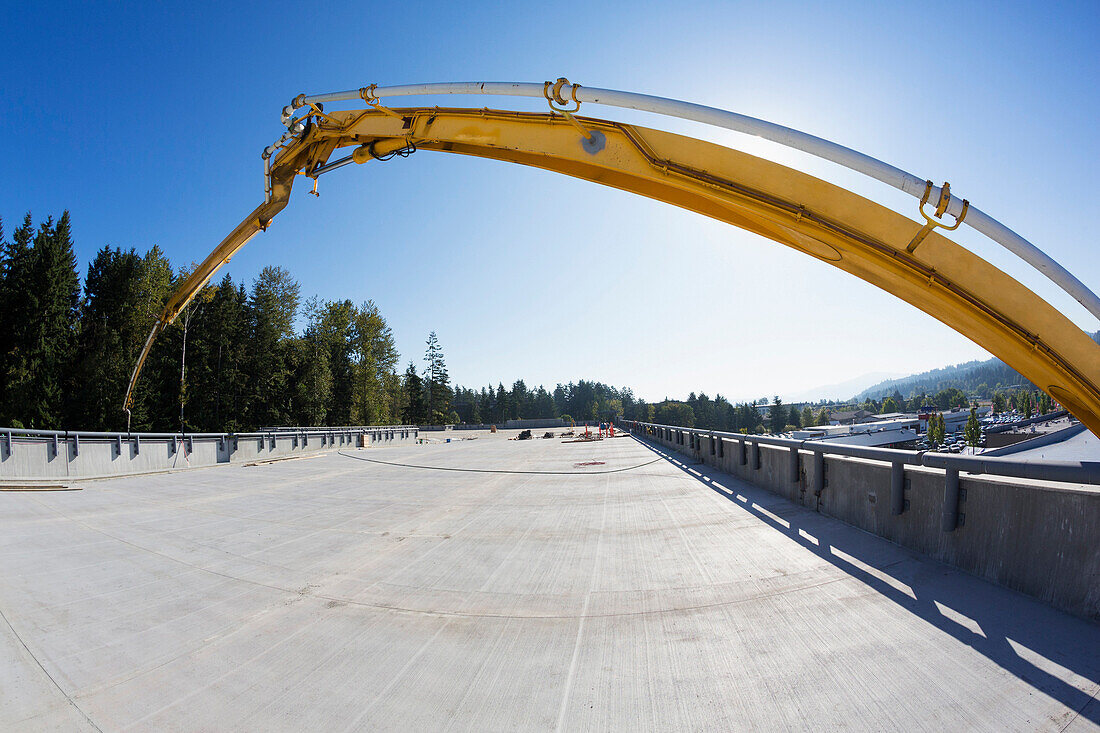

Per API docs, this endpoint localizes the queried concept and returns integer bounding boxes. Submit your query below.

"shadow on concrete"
[632,436,1100,727]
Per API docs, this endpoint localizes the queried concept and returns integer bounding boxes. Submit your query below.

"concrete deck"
[1,432,1098,731]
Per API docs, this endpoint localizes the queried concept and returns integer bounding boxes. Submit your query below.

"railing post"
[751,441,761,470]
[789,445,800,482]
[942,467,960,532]
[813,451,824,496]
[891,462,906,515]
[71,433,79,457]
[739,439,747,466]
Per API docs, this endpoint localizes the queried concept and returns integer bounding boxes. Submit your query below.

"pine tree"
[769,396,785,434]
[423,331,451,424]
[469,390,482,423]
[402,361,426,424]
[205,275,249,431]
[495,382,509,424]
[69,246,142,429]
[0,216,20,418]
[245,265,300,428]
[11,213,81,428]
[511,379,528,420]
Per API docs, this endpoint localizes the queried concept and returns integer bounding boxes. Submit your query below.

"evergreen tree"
[69,246,143,429]
[10,213,82,428]
[245,266,299,428]
[383,370,404,426]
[801,405,814,428]
[769,396,785,434]
[511,379,528,420]
[402,361,426,424]
[422,331,451,424]
[204,275,250,431]
[495,382,509,424]
[787,404,801,429]
[0,216,35,421]
[469,389,482,423]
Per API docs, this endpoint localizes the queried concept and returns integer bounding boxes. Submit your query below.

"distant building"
[794,416,920,447]
[828,409,874,425]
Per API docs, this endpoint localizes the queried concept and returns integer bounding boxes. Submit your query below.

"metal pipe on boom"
[295,80,1100,323]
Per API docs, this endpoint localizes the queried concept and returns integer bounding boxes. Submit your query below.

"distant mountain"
[783,372,905,403]
[854,330,1099,401]
[854,359,1029,401]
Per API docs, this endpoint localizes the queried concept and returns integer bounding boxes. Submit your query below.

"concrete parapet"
[630,423,1100,620]
[0,426,419,482]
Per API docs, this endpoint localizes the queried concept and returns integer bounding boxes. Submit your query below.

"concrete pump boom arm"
[124,91,1100,437]
[297,81,1100,324]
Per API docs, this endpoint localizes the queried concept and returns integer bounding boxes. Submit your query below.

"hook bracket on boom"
[906,180,969,253]
[543,78,605,154]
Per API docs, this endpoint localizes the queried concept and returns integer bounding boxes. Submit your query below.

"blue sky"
[4,1,1098,403]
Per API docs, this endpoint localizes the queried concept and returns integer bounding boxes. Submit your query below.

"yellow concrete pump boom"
[125,82,1100,437]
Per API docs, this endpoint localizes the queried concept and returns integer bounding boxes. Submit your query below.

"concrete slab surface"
[1,432,1098,731]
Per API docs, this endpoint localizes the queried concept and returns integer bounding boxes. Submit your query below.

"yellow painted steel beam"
[127,107,1100,436]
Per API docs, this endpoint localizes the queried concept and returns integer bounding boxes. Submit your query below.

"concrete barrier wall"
[633,425,1100,620]
[0,427,419,481]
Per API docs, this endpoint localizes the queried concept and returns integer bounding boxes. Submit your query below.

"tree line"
[0,212,411,432]
[0,211,638,432]
[447,380,633,426]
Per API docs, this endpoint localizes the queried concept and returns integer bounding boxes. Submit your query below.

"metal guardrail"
[622,420,1100,533]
